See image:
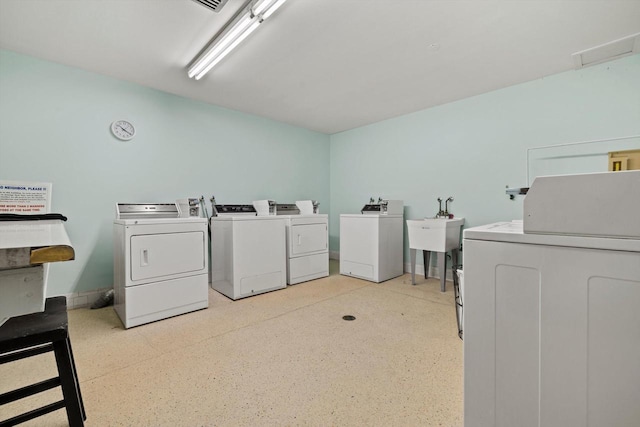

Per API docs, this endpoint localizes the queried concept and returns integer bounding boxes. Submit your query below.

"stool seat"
[0,296,86,427]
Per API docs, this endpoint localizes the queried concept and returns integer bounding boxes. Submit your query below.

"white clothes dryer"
[113,204,208,328]
[280,213,328,285]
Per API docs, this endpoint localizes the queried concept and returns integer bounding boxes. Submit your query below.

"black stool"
[0,296,86,426]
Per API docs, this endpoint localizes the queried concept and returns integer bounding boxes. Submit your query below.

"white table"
[0,219,74,325]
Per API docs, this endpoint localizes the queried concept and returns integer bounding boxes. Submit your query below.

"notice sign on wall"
[0,180,52,214]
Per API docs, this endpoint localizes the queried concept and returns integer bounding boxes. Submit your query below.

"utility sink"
[407,217,464,252]
[407,217,464,291]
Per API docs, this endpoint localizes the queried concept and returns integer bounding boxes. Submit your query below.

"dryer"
[113,203,208,328]
[339,199,404,283]
[277,202,328,285]
[210,203,286,300]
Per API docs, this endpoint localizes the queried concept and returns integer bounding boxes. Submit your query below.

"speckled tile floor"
[1,261,463,426]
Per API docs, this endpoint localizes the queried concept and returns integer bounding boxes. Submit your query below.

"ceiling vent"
[572,32,640,69]
[191,0,230,13]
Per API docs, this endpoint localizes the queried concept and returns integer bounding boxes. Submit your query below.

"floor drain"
[342,315,356,321]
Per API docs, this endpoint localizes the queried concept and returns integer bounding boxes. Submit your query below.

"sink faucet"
[437,197,445,218]
[444,197,454,217]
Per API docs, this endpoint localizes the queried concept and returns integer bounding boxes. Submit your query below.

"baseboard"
[60,259,455,309]
[63,287,112,309]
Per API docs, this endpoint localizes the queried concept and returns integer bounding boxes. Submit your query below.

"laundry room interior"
[1,1,639,426]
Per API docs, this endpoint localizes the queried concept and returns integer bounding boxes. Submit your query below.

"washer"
[339,199,404,283]
[113,203,209,328]
[210,204,286,300]
[463,171,640,427]
[276,203,328,285]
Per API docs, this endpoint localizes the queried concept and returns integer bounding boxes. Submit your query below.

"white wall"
[0,49,330,296]
[329,54,640,269]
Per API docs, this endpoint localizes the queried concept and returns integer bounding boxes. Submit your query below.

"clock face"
[111,120,136,140]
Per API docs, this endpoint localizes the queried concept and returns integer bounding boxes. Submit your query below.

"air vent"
[191,0,230,13]
[572,32,640,69]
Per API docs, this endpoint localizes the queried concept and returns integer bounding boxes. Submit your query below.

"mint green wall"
[0,50,330,296]
[2,50,639,295]
[329,54,640,266]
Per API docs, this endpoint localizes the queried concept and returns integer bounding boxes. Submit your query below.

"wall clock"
[111,120,136,141]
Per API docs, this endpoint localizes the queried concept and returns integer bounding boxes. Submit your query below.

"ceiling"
[1,0,639,134]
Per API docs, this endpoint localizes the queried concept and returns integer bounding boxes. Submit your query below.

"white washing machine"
[210,204,286,300]
[276,203,328,285]
[113,203,209,329]
[339,200,404,283]
[463,171,640,427]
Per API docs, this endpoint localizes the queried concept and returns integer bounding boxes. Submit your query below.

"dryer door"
[130,231,205,281]
[290,223,327,256]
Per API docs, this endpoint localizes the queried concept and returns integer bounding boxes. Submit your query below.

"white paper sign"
[0,180,52,214]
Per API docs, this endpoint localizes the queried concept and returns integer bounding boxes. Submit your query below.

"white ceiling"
[1,0,639,134]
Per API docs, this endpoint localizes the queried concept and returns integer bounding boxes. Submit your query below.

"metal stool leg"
[53,339,85,426]
[66,338,86,420]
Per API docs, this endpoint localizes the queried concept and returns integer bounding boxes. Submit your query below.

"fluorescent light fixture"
[188,0,287,80]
